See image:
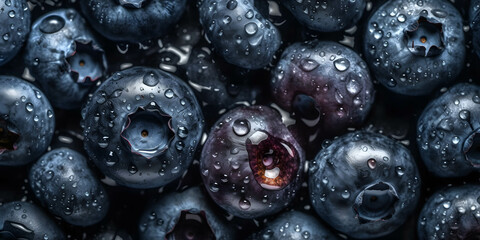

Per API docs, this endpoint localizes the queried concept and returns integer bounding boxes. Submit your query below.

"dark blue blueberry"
[24,9,108,110]
[470,0,480,59]
[0,0,30,66]
[82,66,204,189]
[0,75,55,166]
[417,83,480,177]
[200,105,305,219]
[198,0,281,69]
[418,184,480,240]
[79,0,187,43]
[138,186,234,240]
[271,40,374,142]
[0,201,64,240]
[247,210,338,240]
[29,148,109,226]
[93,227,133,240]
[363,0,465,96]
[309,131,421,238]
[281,0,366,32]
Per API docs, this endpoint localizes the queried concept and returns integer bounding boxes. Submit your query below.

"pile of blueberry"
[1,0,480,239]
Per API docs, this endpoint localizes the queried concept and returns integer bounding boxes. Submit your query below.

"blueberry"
[24,9,107,110]
[281,0,366,32]
[418,184,480,240]
[198,0,281,69]
[417,83,480,177]
[29,148,109,226]
[138,186,234,240]
[271,40,374,142]
[0,0,30,66]
[247,210,338,240]
[79,0,187,43]
[0,201,64,240]
[82,66,204,189]
[200,105,305,219]
[470,0,480,59]
[363,0,465,96]
[309,131,421,238]
[0,75,55,166]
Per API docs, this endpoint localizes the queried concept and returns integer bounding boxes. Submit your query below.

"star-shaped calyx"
[405,16,444,57]
[0,118,19,155]
[67,40,106,85]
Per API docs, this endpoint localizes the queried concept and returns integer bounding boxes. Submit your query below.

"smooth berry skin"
[82,66,204,189]
[309,131,421,239]
[281,0,366,32]
[417,83,480,178]
[24,9,108,110]
[79,0,187,43]
[200,105,305,219]
[470,0,480,59]
[0,0,30,66]
[0,75,55,166]
[271,40,374,141]
[418,185,480,240]
[0,201,64,240]
[247,211,338,240]
[29,148,109,226]
[198,0,281,69]
[138,187,235,240]
[364,0,465,96]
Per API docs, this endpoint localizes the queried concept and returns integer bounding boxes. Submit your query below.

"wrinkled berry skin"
[29,148,109,226]
[417,83,480,177]
[0,201,64,240]
[0,76,55,166]
[271,40,374,141]
[198,0,281,69]
[247,211,338,240]
[0,0,30,66]
[470,0,480,59]
[364,0,465,96]
[25,9,108,109]
[200,105,305,219]
[309,131,421,239]
[79,0,187,43]
[82,66,204,189]
[139,187,235,240]
[418,185,480,240]
[282,0,365,32]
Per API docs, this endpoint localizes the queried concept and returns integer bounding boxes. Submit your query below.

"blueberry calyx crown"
[120,102,174,159]
[353,182,399,224]
[246,130,299,191]
[405,16,444,57]
[0,118,19,154]
[118,0,147,9]
[67,40,105,85]
[463,128,480,168]
[0,221,35,240]
[292,93,321,127]
[165,210,215,240]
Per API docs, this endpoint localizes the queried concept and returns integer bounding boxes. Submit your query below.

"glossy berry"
[417,83,480,177]
[0,201,64,240]
[363,0,465,96]
[200,105,305,219]
[29,148,109,226]
[282,0,366,32]
[247,210,338,240]
[0,75,55,166]
[309,131,421,239]
[418,184,480,240]
[0,0,30,66]
[138,187,234,240]
[82,66,204,189]
[80,0,187,43]
[198,0,281,69]
[25,8,107,109]
[271,40,374,142]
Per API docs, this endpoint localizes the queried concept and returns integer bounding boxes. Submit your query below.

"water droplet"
[302,231,310,239]
[8,10,15,18]
[452,136,460,145]
[346,78,361,95]
[177,126,188,139]
[334,58,350,72]
[367,158,376,169]
[39,15,65,33]
[342,190,350,199]
[25,102,34,112]
[245,10,254,19]
[2,33,9,41]
[396,166,405,176]
[432,9,447,18]
[239,198,251,210]
[397,14,406,22]
[299,58,319,72]
[443,201,451,209]
[232,119,250,136]
[223,15,232,25]
[175,141,184,151]
[209,182,219,192]
[164,89,174,99]
[245,22,258,35]
[129,165,138,174]
[143,72,159,86]
[262,230,274,239]
[45,170,54,180]
[459,110,470,121]
[373,30,383,39]
[226,0,237,10]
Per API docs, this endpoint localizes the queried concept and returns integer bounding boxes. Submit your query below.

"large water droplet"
[299,58,319,72]
[367,158,376,169]
[226,0,237,10]
[164,89,174,99]
[39,15,65,33]
[239,198,251,210]
[143,72,159,86]
[25,102,34,112]
[346,78,361,95]
[232,119,250,136]
[334,58,350,72]
[245,22,258,35]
